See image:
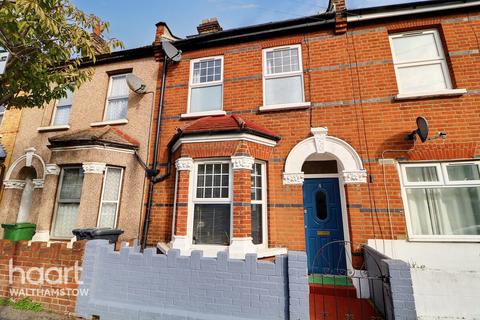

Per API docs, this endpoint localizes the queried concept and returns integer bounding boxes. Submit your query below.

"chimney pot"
[197,17,223,34]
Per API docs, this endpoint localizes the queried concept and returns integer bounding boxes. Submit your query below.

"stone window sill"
[394,89,467,101]
[259,102,311,113]
[90,119,128,127]
[180,110,226,119]
[37,125,70,132]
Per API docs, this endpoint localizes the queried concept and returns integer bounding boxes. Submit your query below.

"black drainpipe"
[141,52,172,251]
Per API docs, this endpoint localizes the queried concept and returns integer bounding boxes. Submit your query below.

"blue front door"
[303,178,346,274]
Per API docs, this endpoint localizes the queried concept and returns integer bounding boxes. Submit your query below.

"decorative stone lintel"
[3,180,26,189]
[343,170,368,184]
[283,172,305,185]
[45,164,61,175]
[311,127,328,154]
[231,156,255,170]
[82,162,107,174]
[33,179,44,189]
[175,157,194,171]
[228,237,256,259]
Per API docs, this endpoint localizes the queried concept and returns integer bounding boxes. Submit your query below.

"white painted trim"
[82,162,106,174]
[32,179,44,189]
[180,110,226,119]
[37,125,70,132]
[229,237,256,259]
[394,88,467,101]
[231,156,254,170]
[49,145,135,154]
[4,149,46,181]
[283,127,366,184]
[346,1,480,22]
[3,180,26,189]
[175,157,194,171]
[187,55,224,115]
[90,119,128,127]
[45,164,61,175]
[259,102,311,112]
[172,133,277,152]
[31,230,50,242]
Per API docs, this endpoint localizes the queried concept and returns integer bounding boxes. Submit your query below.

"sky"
[71,0,426,49]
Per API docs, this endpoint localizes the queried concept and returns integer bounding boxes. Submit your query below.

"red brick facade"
[145,1,480,262]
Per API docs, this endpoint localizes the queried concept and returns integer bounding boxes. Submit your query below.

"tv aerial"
[406,116,446,142]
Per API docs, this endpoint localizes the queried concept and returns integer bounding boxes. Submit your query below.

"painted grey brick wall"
[76,240,309,320]
[364,245,417,320]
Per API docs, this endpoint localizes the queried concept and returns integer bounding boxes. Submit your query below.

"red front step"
[309,284,383,320]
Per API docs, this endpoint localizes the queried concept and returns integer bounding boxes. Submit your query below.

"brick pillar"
[75,162,106,230]
[229,155,256,259]
[32,164,61,241]
[171,157,193,255]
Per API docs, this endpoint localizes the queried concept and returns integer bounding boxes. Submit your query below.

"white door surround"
[283,127,367,185]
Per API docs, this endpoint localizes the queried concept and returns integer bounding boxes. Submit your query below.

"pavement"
[0,306,76,320]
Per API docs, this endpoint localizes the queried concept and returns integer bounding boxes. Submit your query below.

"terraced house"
[141,0,480,318]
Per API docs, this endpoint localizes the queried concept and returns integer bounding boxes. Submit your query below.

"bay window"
[251,162,266,245]
[97,167,123,228]
[389,29,453,95]
[192,162,231,245]
[400,162,480,239]
[263,45,304,106]
[52,167,84,238]
[188,56,223,115]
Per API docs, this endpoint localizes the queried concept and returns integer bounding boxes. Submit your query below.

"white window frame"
[186,56,225,117]
[103,73,130,121]
[389,29,453,96]
[0,105,5,127]
[51,90,73,126]
[261,44,308,110]
[398,161,480,242]
[96,166,124,228]
[251,161,268,248]
[51,166,84,240]
[188,159,233,251]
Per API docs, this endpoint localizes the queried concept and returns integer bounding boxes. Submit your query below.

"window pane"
[103,168,122,201]
[190,85,222,113]
[447,164,480,181]
[106,98,128,120]
[406,187,480,235]
[53,105,71,125]
[266,48,300,74]
[251,204,263,245]
[397,63,447,93]
[58,89,73,106]
[265,76,303,106]
[193,204,230,245]
[59,168,84,200]
[53,203,80,238]
[192,59,222,84]
[405,166,439,183]
[110,75,129,97]
[98,203,117,228]
[197,163,229,199]
[392,33,440,63]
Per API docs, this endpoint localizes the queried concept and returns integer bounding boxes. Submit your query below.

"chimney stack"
[330,0,347,34]
[197,17,223,34]
[91,24,108,55]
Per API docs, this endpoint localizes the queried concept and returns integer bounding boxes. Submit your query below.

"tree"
[0,0,123,108]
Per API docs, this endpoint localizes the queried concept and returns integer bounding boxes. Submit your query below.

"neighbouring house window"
[193,162,231,245]
[52,167,84,238]
[0,105,5,126]
[251,162,266,245]
[400,162,480,238]
[97,167,123,228]
[105,74,129,121]
[389,29,452,94]
[263,45,304,106]
[52,89,73,125]
[189,56,223,114]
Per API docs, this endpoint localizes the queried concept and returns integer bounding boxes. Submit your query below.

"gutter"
[346,1,480,22]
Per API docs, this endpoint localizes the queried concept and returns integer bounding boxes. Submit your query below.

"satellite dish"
[161,40,182,62]
[406,116,429,143]
[126,74,147,94]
